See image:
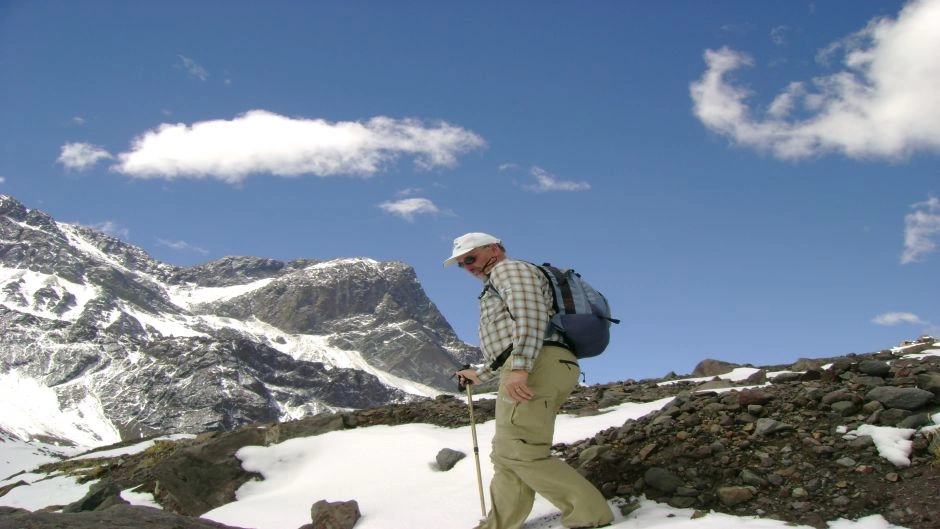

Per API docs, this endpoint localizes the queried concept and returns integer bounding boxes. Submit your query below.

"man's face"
[457,244,496,280]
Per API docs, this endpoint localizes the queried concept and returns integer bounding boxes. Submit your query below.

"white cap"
[443,232,501,267]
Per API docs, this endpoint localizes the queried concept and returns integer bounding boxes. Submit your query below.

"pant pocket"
[508,397,554,443]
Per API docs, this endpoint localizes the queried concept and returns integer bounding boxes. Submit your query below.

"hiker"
[445,232,613,529]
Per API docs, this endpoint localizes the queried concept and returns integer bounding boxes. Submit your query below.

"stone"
[858,360,891,377]
[717,486,756,506]
[305,499,361,529]
[754,418,795,436]
[435,448,465,471]
[865,386,934,410]
[692,359,739,377]
[644,467,684,493]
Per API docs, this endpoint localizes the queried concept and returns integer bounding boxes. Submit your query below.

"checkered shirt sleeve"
[475,259,554,383]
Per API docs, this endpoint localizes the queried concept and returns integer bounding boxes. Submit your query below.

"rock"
[866,387,935,410]
[0,505,250,529]
[737,389,771,406]
[915,372,940,396]
[830,401,859,416]
[697,379,733,391]
[822,389,858,405]
[878,408,913,426]
[754,418,795,436]
[303,499,361,529]
[579,445,611,465]
[435,448,465,471]
[858,360,891,377]
[643,467,683,493]
[790,358,824,371]
[771,372,804,383]
[692,359,739,377]
[739,469,767,487]
[897,413,930,429]
[744,370,768,385]
[62,479,127,513]
[717,486,756,506]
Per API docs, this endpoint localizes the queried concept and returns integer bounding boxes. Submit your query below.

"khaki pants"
[475,346,613,529]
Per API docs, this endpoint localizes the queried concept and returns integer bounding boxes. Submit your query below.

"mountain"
[0,194,481,446]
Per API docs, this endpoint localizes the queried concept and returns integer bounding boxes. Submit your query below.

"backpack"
[533,263,619,358]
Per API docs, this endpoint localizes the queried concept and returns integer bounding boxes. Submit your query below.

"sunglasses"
[457,246,493,268]
[457,254,478,268]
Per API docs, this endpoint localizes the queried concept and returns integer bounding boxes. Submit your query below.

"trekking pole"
[462,377,487,518]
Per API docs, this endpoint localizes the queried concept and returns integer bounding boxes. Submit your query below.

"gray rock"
[916,372,940,396]
[822,389,858,405]
[644,467,684,493]
[435,448,466,471]
[858,360,891,377]
[0,505,249,529]
[754,418,795,436]
[692,359,739,377]
[62,479,127,513]
[865,386,935,410]
[739,469,768,487]
[578,444,611,465]
[304,499,361,529]
[830,401,859,416]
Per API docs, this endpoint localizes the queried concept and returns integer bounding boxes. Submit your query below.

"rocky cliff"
[0,194,481,444]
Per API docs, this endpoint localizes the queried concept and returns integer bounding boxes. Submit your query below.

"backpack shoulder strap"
[536,262,577,314]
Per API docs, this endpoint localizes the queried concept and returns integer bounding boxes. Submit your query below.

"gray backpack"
[533,263,619,358]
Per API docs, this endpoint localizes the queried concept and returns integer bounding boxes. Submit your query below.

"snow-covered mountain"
[0,194,481,447]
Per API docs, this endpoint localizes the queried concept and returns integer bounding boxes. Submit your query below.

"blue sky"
[1,0,937,383]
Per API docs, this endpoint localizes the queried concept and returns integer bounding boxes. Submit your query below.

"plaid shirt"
[475,259,562,383]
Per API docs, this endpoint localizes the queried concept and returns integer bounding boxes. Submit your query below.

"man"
[445,232,613,529]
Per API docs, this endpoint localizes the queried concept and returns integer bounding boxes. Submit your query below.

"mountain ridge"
[0,194,481,446]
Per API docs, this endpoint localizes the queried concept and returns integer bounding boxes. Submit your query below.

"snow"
[124,306,208,338]
[166,278,275,308]
[200,315,444,400]
[0,266,100,321]
[657,367,796,387]
[57,223,131,271]
[901,348,940,360]
[0,435,81,480]
[309,258,380,270]
[843,425,917,467]
[0,371,121,446]
[1,393,927,529]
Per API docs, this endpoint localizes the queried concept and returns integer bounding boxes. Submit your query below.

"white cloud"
[872,312,927,325]
[394,187,423,197]
[378,197,446,222]
[87,221,129,240]
[157,239,209,255]
[522,166,590,193]
[104,110,485,184]
[690,0,940,160]
[57,142,113,171]
[0,176,6,184]
[177,55,209,82]
[770,25,789,46]
[902,196,940,264]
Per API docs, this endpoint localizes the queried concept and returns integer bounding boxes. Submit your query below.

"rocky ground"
[1,337,938,529]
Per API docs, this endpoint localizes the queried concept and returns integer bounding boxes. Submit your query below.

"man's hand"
[504,369,533,401]
[456,368,482,391]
